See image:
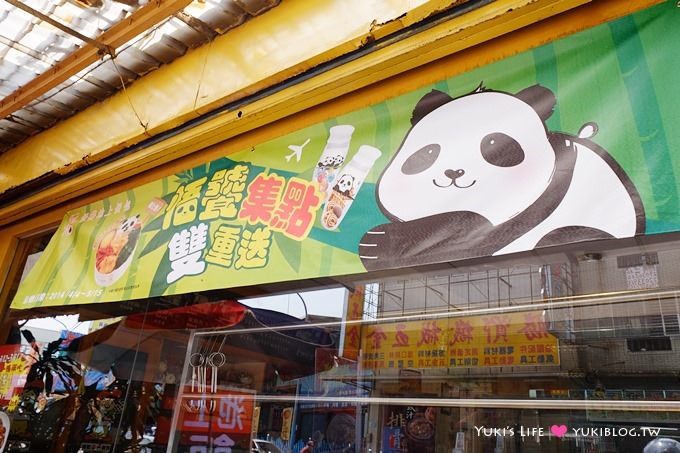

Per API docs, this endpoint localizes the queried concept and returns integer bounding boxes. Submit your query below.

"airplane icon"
[285,138,311,162]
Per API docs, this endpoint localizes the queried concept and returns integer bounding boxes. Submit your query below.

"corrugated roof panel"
[161,16,210,48]
[77,76,119,100]
[0,62,30,92]
[29,97,74,118]
[5,46,49,77]
[0,122,30,142]
[0,117,35,136]
[11,107,57,129]
[113,46,162,76]
[88,60,138,89]
[234,0,280,16]
[138,34,188,64]
[192,6,245,35]
[49,89,94,112]
[60,88,100,107]
[0,0,283,155]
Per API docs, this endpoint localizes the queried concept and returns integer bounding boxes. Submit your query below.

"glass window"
[3,233,680,452]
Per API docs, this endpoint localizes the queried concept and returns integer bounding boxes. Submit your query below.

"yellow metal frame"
[0,0,664,315]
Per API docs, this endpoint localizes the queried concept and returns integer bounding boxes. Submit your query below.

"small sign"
[280,407,293,441]
[625,265,659,290]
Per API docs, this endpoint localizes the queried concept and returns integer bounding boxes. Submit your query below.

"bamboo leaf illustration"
[139,230,169,258]
[150,246,174,297]
[273,233,302,273]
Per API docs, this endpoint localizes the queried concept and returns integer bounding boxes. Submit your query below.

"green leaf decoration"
[150,246,174,297]
[273,233,302,273]
[144,214,164,232]
[138,229,169,258]
[175,170,195,184]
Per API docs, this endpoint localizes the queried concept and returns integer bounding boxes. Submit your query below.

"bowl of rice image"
[93,215,142,287]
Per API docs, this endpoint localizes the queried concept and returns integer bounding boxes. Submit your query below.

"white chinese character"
[216,395,245,431]
[167,252,204,284]
[182,405,210,430]
[214,433,235,453]
[169,229,191,261]
[189,434,209,453]
[189,223,209,253]
[166,223,208,284]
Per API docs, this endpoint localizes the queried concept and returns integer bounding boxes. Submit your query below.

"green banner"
[12,0,680,309]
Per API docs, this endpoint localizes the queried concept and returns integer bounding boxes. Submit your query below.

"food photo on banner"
[10,0,680,310]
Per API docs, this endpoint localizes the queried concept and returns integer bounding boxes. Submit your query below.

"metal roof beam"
[4,0,113,53]
[0,0,194,120]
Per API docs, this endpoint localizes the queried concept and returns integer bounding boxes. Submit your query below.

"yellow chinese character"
[200,195,239,221]
[162,177,207,229]
[205,225,242,267]
[234,227,271,269]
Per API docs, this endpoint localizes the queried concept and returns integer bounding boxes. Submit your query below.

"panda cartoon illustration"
[333,174,356,199]
[119,214,141,233]
[318,154,344,170]
[358,84,645,270]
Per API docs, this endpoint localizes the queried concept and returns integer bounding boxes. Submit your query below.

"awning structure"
[0,0,283,171]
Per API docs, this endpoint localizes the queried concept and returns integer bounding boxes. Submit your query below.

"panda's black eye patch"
[480,133,524,167]
[401,144,441,175]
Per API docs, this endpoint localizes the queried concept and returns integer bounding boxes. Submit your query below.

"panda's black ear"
[515,85,556,121]
[411,90,454,126]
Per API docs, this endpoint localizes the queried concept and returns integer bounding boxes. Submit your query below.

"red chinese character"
[518,313,549,340]
[239,173,284,224]
[449,320,474,345]
[366,327,388,350]
[483,316,510,343]
[269,178,321,239]
[417,321,442,346]
[392,323,410,347]
[346,326,360,349]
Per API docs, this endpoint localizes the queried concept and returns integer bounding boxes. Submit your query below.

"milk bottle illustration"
[312,125,355,194]
[322,145,382,230]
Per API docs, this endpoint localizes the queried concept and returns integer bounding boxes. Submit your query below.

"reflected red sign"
[125,300,246,330]
[177,386,255,452]
[0,344,32,406]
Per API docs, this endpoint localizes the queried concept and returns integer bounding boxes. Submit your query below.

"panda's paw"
[358,224,391,270]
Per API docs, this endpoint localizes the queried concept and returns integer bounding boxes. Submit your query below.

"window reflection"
[2,238,680,452]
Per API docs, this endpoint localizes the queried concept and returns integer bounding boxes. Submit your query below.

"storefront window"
[2,2,680,450]
[2,234,680,452]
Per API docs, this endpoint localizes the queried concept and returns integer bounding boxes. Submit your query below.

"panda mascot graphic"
[119,214,141,233]
[358,84,645,270]
[333,174,357,199]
